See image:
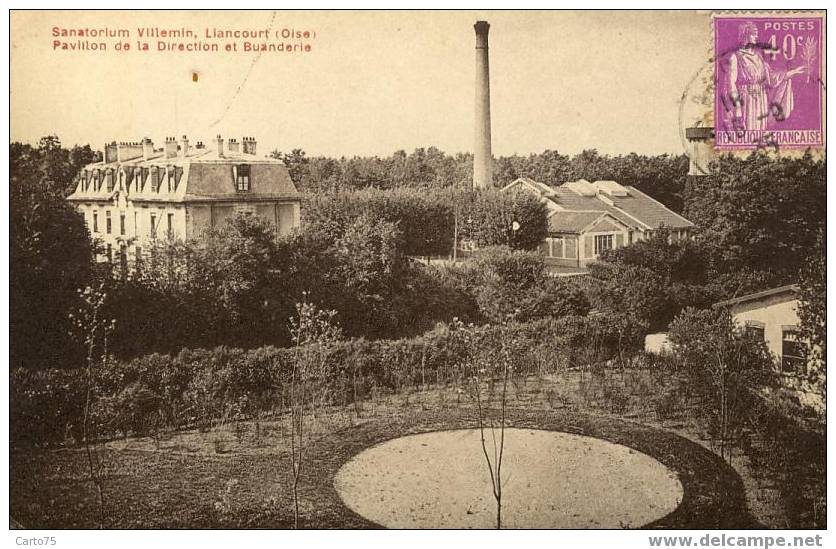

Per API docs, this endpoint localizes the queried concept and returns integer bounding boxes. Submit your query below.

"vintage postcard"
[8,9,827,539]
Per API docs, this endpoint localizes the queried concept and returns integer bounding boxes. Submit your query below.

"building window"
[151,170,159,193]
[92,211,98,233]
[150,213,157,237]
[106,173,114,193]
[594,234,613,255]
[135,246,143,265]
[167,213,174,236]
[781,327,805,375]
[106,211,112,234]
[236,164,251,191]
[744,321,765,341]
[120,213,126,235]
[549,236,565,258]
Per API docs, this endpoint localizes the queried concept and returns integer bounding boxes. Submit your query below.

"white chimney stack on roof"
[164,137,178,159]
[142,137,154,160]
[179,135,190,157]
[242,136,257,156]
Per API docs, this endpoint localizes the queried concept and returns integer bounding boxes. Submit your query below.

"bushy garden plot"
[11,359,824,529]
[11,405,748,529]
[10,287,825,530]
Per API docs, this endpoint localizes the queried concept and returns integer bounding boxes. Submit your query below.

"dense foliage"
[797,229,826,396]
[668,307,774,457]
[274,147,689,213]
[10,137,826,412]
[10,313,641,446]
[684,151,826,281]
[467,246,590,323]
[87,220,565,359]
[304,186,548,257]
[10,138,99,370]
[588,232,716,332]
[590,149,827,334]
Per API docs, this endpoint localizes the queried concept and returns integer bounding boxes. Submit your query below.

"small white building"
[644,332,672,355]
[715,285,804,376]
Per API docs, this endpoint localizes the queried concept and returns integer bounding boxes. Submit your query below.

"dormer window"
[134,168,143,192]
[106,171,114,193]
[236,164,251,191]
[150,169,160,193]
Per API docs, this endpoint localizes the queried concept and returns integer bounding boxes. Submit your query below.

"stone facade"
[67,136,302,265]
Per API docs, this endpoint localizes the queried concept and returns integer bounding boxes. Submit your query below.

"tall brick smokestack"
[473,20,492,189]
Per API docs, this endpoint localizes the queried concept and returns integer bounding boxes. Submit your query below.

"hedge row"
[11,314,643,446]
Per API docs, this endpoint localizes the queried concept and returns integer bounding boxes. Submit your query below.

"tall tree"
[684,151,826,280]
[11,139,96,369]
[797,228,826,397]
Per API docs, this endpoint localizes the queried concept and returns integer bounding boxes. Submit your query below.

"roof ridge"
[714,284,799,307]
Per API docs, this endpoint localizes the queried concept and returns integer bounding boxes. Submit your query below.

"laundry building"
[502,177,695,269]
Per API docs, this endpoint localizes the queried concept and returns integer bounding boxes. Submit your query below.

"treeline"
[303,187,547,256]
[685,152,826,276]
[10,136,826,372]
[273,148,689,212]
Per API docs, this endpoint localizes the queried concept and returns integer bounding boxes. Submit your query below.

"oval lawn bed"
[312,409,758,529]
[335,428,684,528]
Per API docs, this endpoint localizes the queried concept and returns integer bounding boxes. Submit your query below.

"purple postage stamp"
[714,14,824,150]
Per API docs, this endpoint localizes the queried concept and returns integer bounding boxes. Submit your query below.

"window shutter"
[174,167,183,190]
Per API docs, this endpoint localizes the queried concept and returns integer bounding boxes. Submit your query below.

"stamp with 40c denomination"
[714,13,824,151]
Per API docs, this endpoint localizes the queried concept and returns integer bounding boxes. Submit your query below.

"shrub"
[11,310,651,447]
[669,306,774,458]
[11,367,86,445]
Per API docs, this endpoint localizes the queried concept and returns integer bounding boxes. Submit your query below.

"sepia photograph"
[7,8,827,537]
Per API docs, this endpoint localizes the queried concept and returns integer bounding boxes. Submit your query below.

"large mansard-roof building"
[67,135,302,264]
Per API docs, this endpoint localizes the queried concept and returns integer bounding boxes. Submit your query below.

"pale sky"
[11,10,712,157]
